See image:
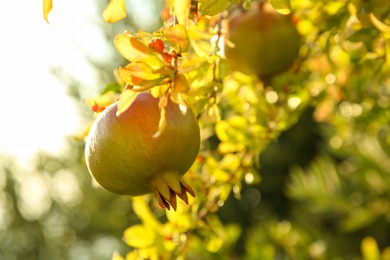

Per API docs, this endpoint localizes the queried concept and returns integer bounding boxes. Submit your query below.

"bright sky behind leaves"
[0,0,159,165]
[0,0,106,163]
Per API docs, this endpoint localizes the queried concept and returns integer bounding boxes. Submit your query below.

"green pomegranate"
[85,91,200,210]
[224,2,301,79]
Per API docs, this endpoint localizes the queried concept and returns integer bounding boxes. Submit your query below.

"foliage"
[37,0,390,259]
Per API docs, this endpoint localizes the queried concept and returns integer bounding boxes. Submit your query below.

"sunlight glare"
[0,0,105,163]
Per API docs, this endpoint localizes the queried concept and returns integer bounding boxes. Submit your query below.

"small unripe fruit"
[224,2,301,79]
[85,92,200,210]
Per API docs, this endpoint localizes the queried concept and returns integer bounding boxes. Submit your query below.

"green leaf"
[342,206,381,232]
[43,0,52,23]
[102,0,127,23]
[198,0,232,16]
[269,0,293,15]
[114,33,166,69]
[101,82,122,94]
[215,58,231,80]
[385,37,390,67]
[123,225,155,248]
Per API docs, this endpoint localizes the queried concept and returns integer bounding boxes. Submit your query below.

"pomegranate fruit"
[85,92,200,210]
[224,2,301,79]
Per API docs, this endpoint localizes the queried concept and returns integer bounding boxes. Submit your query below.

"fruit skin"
[85,92,200,199]
[224,3,301,79]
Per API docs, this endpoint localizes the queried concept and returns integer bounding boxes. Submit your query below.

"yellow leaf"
[369,13,390,67]
[383,247,390,260]
[207,234,224,252]
[361,236,380,260]
[43,0,52,23]
[150,84,170,98]
[170,91,186,107]
[165,197,195,231]
[174,0,190,27]
[85,91,119,111]
[369,12,390,33]
[123,225,155,248]
[118,63,171,88]
[131,197,162,232]
[114,33,166,69]
[153,107,167,138]
[125,251,141,260]
[103,0,127,23]
[174,73,190,93]
[116,88,137,116]
[165,24,190,53]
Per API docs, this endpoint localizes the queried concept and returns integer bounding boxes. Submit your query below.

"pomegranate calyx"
[150,172,195,211]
